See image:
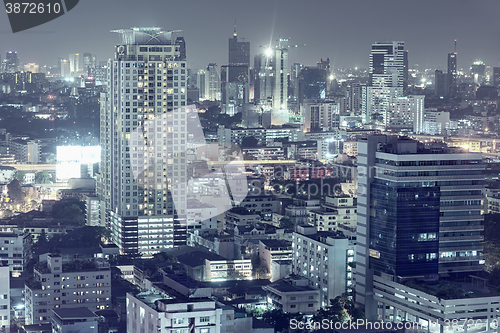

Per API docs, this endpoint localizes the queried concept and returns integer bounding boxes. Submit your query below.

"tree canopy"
[7,179,25,203]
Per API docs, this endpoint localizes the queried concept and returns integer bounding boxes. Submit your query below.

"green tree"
[241,136,259,148]
[436,282,464,299]
[7,179,25,204]
[279,217,295,232]
[489,266,500,288]
[261,308,306,333]
[13,170,27,184]
[35,171,51,184]
[52,199,86,223]
[312,293,364,331]
[255,265,268,278]
[152,252,177,263]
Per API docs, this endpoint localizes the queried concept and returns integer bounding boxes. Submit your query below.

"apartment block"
[292,226,355,307]
[25,254,111,325]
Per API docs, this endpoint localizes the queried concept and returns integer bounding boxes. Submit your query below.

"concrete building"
[0,265,10,331]
[485,188,500,214]
[292,226,355,307]
[99,27,189,255]
[302,100,340,132]
[0,231,28,277]
[85,195,101,227]
[217,125,303,147]
[356,135,485,320]
[51,308,98,333]
[9,139,40,164]
[25,254,111,325]
[309,196,357,233]
[258,239,292,274]
[264,276,321,314]
[386,95,425,131]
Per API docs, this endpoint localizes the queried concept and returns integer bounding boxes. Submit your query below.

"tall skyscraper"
[222,29,250,115]
[229,28,250,66]
[69,53,81,74]
[470,60,486,85]
[362,42,406,127]
[99,27,188,255]
[83,52,97,74]
[356,135,484,319]
[493,67,500,88]
[434,69,448,98]
[4,51,19,73]
[273,42,288,112]
[205,63,221,101]
[58,58,70,77]
[447,52,457,96]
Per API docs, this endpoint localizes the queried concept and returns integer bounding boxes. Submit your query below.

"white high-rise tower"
[99,27,188,256]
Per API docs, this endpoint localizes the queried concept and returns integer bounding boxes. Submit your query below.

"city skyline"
[1,0,500,70]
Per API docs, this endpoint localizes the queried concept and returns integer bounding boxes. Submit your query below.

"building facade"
[292,227,354,307]
[356,135,485,320]
[25,254,111,325]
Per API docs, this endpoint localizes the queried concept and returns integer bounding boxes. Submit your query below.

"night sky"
[1,0,499,71]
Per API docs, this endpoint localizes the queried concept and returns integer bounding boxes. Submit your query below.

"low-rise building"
[264,276,321,314]
[309,196,357,233]
[258,239,293,275]
[486,188,500,214]
[51,308,98,333]
[127,292,235,333]
[224,208,261,229]
[176,250,252,282]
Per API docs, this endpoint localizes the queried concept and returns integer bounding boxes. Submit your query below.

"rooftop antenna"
[455,39,457,53]
[233,19,237,37]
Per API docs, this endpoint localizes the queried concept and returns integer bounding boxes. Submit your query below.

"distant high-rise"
[99,27,188,255]
[447,52,457,96]
[434,70,448,98]
[196,69,206,99]
[470,60,486,85]
[69,53,80,74]
[58,58,70,77]
[228,28,250,66]
[273,42,288,112]
[4,51,19,73]
[205,63,221,101]
[493,67,500,88]
[222,29,250,115]
[83,52,97,74]
[362,41,406,127]
[299,66,327,101]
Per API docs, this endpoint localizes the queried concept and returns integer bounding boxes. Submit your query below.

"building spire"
[233,19,237,37]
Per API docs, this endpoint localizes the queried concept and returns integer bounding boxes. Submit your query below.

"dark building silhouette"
[447,52,457,96]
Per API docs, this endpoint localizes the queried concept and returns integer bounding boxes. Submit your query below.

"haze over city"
[1,0,500,69]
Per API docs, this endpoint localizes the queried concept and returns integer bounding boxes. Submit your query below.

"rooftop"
[176,251,226,267]
[267,279,318,293]
[259,239,292,249]
[52,307,98,319]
